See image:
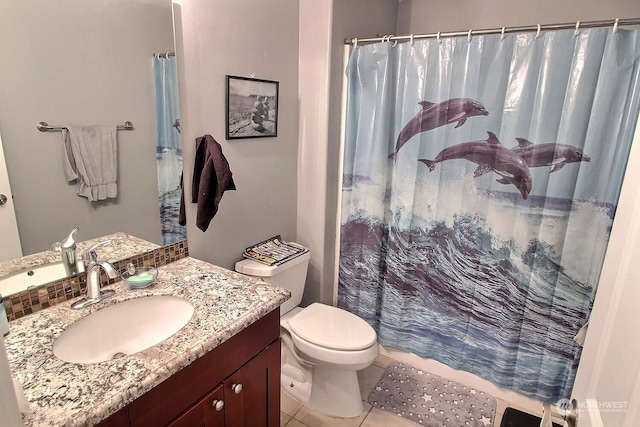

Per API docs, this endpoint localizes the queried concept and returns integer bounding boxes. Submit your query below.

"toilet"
[235,248,378,418]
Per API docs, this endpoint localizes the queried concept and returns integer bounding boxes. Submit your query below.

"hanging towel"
[192,134,236,231]
[61,124,118,201]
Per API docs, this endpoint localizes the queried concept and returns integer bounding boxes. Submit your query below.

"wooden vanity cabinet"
[97,308,281,427]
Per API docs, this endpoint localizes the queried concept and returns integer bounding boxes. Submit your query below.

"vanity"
[4,256,290,426]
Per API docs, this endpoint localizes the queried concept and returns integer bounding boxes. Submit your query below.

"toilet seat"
[288,303,377,351]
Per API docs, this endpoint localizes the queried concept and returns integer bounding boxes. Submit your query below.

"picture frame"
[226,75,279,139]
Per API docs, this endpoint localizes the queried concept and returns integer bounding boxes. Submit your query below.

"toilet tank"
[235,250,310,315]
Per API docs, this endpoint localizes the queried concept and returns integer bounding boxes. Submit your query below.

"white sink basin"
[53,295,194,364]
[0,261,82,295]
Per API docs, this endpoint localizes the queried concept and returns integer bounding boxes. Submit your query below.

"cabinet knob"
[231,383,243,394]
[212,399,224,411]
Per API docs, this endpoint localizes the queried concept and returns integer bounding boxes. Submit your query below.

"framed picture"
[226,75,279,139]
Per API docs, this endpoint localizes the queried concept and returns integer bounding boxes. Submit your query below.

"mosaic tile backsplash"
[2,240,188,321]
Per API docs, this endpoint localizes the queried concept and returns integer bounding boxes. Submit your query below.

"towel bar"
[37,121,134,132]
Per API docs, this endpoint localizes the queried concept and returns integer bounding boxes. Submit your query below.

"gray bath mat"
[368,362,496,426]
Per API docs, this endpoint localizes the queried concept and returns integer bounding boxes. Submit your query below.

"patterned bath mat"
[368,362,496,426]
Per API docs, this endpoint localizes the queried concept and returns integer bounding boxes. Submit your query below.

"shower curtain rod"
[345,17,640,45]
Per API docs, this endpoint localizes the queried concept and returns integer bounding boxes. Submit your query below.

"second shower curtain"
[153,55,185,245]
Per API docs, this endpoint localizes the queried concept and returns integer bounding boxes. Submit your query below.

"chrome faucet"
[51,227,82,276]
[71,240,119,310]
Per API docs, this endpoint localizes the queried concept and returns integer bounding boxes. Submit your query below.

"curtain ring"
[391,36,398,47]
[353,37,358,47]
[574,21,581,37]
[501,27,506,41]
[535,24,541,39]
[468,29,473,42]
[437,31,442,44]
[613,18,620,34]
[410,34,415,46]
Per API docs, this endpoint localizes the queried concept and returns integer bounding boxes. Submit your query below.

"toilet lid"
[288,303,377,351]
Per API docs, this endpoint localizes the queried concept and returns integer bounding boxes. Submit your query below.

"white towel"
[61,124,118,201]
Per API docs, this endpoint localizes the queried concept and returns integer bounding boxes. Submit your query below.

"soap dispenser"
[51,228,80,276]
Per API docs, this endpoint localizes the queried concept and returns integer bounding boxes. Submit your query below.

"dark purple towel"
[192,135,236,231]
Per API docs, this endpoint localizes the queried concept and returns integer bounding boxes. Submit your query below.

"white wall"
[174,0,300,270]
[572,111,640,427]
[297,1,334,305]
[297,0,398,306]
[0,0,171,254]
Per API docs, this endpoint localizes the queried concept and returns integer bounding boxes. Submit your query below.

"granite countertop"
[5,256,290,426]
[0,232,161,278]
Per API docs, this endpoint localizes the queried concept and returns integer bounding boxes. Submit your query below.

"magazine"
[243,235,309,266]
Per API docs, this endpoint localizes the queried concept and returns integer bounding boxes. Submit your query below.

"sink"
[0,261,82,295]
[53,295,194,363]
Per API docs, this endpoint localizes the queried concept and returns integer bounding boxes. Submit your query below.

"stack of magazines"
[243,235,309,266]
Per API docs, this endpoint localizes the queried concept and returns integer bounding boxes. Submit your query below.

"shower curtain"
[153,55,185,245]
[339,27,640,402]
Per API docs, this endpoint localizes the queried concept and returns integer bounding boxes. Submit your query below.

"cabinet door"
[202,384,226,426]
[169,340,280,427]
[224,341,280,427]
[169,384,225,427]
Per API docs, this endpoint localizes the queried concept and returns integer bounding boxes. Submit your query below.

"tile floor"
[280,353,511,427]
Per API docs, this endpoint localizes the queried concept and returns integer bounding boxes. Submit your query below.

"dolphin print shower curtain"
[339,28,640,401]
[153,55,185,245]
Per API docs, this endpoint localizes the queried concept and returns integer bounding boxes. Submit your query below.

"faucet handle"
[61,228,79,249]
[51,228,80,252]
[82,240,112,264]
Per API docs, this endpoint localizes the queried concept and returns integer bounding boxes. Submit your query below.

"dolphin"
[510,138,591,172]
[417,131,533,200]
[389,98,489,160]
